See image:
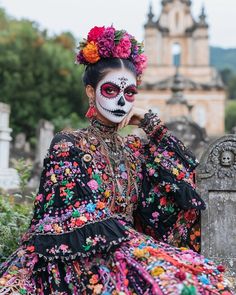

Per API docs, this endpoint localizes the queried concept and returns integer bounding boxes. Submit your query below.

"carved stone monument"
[0,102,19,190]
[197,135,236,284]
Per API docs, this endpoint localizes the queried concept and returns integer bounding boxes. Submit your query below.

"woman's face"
[95,68,137,124]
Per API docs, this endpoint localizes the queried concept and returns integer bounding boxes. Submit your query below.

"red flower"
[177,172,185,180]
[88,26,105,42]
[160,197,167,206]
[26,245,35,252]
[217,265,226,272]
[165,184,171,192]
[75,219,84,227]
[175,270,186,281]
[184,210,197,222]
[66,182,76,189]
[74,201,80,208]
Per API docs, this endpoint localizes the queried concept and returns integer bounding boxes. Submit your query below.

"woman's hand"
[118,107,147,129]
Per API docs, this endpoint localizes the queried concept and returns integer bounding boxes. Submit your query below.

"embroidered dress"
[0,114,232,294]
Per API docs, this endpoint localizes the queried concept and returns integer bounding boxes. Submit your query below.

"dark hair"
[82,58,137,88]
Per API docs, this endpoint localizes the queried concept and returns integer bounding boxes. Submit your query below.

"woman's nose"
[118,96,125,106]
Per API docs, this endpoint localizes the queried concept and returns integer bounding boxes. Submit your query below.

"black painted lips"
[111,109,126,116]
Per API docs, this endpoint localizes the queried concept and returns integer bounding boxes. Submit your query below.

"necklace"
[87,119,133,212]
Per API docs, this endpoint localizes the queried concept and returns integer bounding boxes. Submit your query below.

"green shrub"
[0,159,34,263]
[225,100,236,132]
[0,194,33,263]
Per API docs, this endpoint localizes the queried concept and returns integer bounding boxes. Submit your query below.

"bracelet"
[139,109,161,134]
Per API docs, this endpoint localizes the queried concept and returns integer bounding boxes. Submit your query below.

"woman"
[0,26,232,294]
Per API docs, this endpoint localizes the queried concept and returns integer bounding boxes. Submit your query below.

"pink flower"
[44,224,52,232]
[152,212,159,219]
[60,244,69,253]
[87,179,99,190]
[149,168,155,176]
[133,53,147,75]
[35,194,43,202]
[113,34,132,59]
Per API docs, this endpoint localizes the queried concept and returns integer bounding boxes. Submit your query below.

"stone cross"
[197,135,236,283]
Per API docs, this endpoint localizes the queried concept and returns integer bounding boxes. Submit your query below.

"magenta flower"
[113,34,132,59]
[133,53,147,75]
[76,50,88,65]
[97,26,115,58]
[87,179,99,190]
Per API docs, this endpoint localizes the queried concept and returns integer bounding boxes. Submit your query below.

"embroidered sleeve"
[138,110,204,209]
[132,111,205,248]
[21,132,129,262]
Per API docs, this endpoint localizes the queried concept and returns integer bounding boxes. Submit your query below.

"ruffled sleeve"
[21,132,129,262]
[132,111,205,250]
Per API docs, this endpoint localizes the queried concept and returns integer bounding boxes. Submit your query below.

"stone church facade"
[136,0,226,136]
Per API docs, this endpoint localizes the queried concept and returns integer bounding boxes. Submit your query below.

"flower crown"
[76,26,147,76]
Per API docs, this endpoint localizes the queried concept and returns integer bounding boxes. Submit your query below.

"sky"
[0,0,235,48]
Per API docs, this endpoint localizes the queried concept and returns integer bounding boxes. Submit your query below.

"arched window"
[172,43,181,66]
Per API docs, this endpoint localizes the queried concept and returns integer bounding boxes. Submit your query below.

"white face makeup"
[95,69,137,123]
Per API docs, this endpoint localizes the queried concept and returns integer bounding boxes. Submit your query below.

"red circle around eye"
[124,86,137,102]
[101,83,120,98]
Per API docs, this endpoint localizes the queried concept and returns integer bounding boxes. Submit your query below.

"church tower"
[136,0,226,136]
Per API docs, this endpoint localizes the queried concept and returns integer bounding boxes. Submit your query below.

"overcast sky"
[0,0,235,48]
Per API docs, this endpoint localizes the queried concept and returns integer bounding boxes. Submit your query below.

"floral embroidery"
[0,117,232,295]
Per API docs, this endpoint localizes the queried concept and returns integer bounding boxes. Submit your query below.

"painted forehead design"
[100,76,136,90]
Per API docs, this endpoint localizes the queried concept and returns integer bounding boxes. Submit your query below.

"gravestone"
[197,135,236,285]
[0,102,19,190]
[35,120,54,167]
[14,132,30,153]
[166,117,208,158]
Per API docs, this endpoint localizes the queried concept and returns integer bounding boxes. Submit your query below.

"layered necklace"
[87,119,134,216]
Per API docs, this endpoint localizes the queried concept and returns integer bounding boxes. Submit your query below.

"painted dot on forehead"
[118,77,129,90]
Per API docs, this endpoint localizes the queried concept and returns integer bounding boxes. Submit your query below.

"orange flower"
[96,201,105,210]
[83,42,100,63]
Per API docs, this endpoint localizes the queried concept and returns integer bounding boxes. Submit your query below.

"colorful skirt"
[0,222,233,295]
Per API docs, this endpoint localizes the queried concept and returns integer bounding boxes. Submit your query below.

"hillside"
[210,46,236,73]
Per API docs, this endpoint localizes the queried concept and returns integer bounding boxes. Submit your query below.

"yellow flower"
[83,41,100,64]
[90,144,96,151]
[172,168,179,176]
[51,174,57,183]
[154,157,161,163]
[133,248,148,258]
[104,190,110,198]
[65,168,71,175]
[130,163,136,170]
[177,164,183,169]
[180,247,188,251]
[151,266,165,277]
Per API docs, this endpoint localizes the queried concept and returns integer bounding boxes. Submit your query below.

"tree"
[0,8,87,141]
[225,100,236,132]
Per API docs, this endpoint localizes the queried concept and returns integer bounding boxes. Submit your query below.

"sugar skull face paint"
[95,69,137,123]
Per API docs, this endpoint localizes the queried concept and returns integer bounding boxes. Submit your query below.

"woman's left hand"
[118,107,147,129]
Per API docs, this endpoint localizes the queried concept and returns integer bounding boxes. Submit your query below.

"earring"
[86,100,97,119]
